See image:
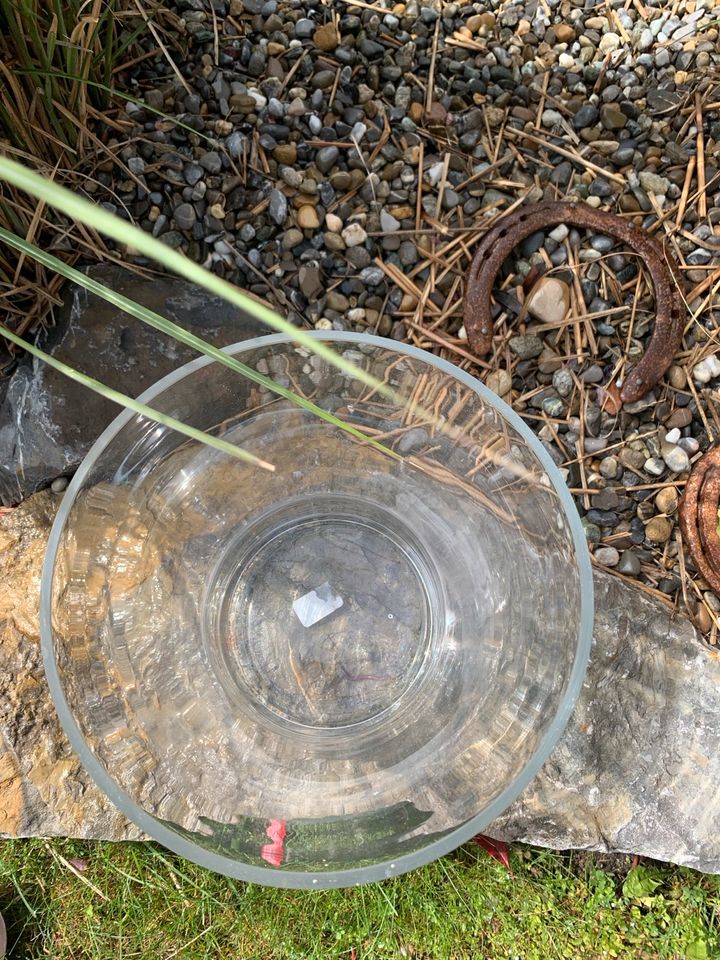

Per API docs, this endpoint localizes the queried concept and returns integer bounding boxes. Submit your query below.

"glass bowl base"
[206,496,440,731]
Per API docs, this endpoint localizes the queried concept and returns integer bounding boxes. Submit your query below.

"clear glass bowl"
[41,332,593,888]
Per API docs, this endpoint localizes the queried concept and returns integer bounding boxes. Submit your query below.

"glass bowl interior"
[41,332,593,888]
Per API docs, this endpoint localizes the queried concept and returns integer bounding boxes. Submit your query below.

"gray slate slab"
[0,266,266,505]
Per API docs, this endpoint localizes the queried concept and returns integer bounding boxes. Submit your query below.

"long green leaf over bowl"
[0,156,393,399]
[0,226,400,460]
[0,323,275,471]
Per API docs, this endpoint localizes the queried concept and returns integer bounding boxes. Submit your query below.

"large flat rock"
[0,492,140,840]
[1,493,718,872]
[0,266,266,505]
[490,573,720,874]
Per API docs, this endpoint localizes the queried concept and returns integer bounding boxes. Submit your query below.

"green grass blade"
[0,323,275,471]
[0,226,400,459]
[0,155,394,399]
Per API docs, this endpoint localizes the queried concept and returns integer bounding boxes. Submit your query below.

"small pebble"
[693,355,720,384]
[679,437,700,456]
[662,446,691,473]
[268,189,287,226]
[645,516,673,543]
[655,487,679,515]
[644,457,666,477]
[599,32,621,53]
[543,397,565,418]
[297,206,320,229]
[173,203,196,231]
[509,335,544,360]
[595,546,620,567]
[639,171,671,195]
[585,436,608,455]
[325,213,343,233]
[600,456,621,480]
[552,367,574,397]
[526,277,570,325]
[580,364,604,384]
[485,369,512,398]
[342,223,368,247]
[665,408,693,430]
[582,520,602,544]
[617,550,641,576]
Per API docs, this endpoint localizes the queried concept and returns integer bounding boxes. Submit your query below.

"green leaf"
[0,155,393,401]
[686,938,709,960]
[0,323,274,471]
[0,226,400,460]
[623,867,663,900]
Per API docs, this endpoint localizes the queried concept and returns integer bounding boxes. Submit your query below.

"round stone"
[645,516,672,544]
[173,203,196,231]
[526,277,571,325]
[595,546,620,567]
[341,223,368,247]
[552,367,574,397]
[485,368,512,398]
[655,487,679,515]
[297,206,321,229]
[662,446,691,474]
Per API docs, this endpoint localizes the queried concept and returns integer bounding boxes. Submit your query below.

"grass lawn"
[0,839,717,959]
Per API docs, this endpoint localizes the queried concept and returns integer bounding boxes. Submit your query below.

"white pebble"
[638,28,654,50]
[247,89,267,110]
[644,457,666,477]
[599,32,621,53]
[425,161,446,187]
[664,427,681,445]
[549,224,569,242]
[559,53,575,69]
[542,109,564,127]
[325,213,343,233]
[693,354,720,383]
[341,223,367,247]
[663,445,691,473]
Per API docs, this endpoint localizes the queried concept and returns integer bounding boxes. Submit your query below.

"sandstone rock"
[526,277,571,325]
[485,369,512,398]
[313,22,339,51]
[3,495,720,873]
[0,266,266,505]
[297,204,321,229]
[0,492,138,840]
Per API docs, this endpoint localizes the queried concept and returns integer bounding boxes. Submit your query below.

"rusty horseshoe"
[679,447,720,596]
[463,201,685,404]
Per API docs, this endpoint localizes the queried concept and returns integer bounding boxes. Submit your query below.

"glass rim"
[40,331,594,889]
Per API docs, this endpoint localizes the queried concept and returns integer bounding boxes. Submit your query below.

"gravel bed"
[94,0,720,639]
